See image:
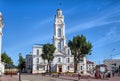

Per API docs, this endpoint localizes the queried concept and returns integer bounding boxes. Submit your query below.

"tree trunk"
[74,53,78,73]
[46,64,48,73]
[48,62,51,74]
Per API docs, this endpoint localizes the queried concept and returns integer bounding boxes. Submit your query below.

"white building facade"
[104,59,120,71]
[0,12,4,75]
[32,44,46,73]
[32,9,87,74]
[86,61,96,74]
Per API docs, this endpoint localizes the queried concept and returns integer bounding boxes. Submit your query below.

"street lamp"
[18,53,21,81]
[0,69,2,81]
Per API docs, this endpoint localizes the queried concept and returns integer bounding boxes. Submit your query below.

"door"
[58,65,62,72]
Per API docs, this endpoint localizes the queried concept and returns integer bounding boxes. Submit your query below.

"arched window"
[58,42,61,51]
[37,49,39,55]
[58,28,61,37]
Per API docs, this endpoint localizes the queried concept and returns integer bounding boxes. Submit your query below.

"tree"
[18,53,25,72]
[41,43,56,73]
[1,52,13,65]
[68,35,92,73]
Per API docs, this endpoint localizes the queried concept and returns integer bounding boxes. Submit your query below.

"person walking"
[78,73,81,81]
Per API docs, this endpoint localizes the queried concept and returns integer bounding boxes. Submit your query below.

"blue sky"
[0,0,120,65]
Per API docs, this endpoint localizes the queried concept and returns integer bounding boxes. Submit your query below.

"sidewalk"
[1,75,19,81]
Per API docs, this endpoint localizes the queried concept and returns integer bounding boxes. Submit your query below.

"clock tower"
[53,9,66,53]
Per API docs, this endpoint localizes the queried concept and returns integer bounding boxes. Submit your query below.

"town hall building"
[26,9,88,74]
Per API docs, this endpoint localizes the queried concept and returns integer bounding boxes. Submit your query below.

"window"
[58,28,61,37]
[58,42,61,51]
[28,58,30,62]
[81,66,83,70]
[68,49,70,55]
[67,58,70,63]
[68,66,70,70]
[37,49,39,55]
[29,65,31,69]
[37,58,39,64]
[58,58,61,62]
[43,66,45,70]
[37,65,39,70]
[43,60,45,64]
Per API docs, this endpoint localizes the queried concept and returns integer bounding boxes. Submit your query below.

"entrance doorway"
[58,65,62,72]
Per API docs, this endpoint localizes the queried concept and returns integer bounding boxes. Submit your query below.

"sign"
[100,66,105,73]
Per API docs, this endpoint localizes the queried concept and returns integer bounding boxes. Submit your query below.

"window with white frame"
[43,66,45,70]
[37,49,39,55]
[80,66,83,70]
[37,58,39,64]
[58,58,61,62]
[36,65,39,70]
[58,28,61,37]
[68,66,70,70]
[58,42,61,51]
[67,58,70,63]
[68,49,70,55]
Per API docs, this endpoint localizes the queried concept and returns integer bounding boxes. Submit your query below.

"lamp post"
[18,53,21,81]
[10,64,13,77]
[0,69,2,81]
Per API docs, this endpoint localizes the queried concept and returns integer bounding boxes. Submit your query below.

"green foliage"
[1,52,13,64]
[68,35,93,73]
[41,43,56,73]
[18,53,25,71]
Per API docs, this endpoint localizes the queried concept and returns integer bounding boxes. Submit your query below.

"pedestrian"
[78,73,81,81]
[112,72,114,77]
